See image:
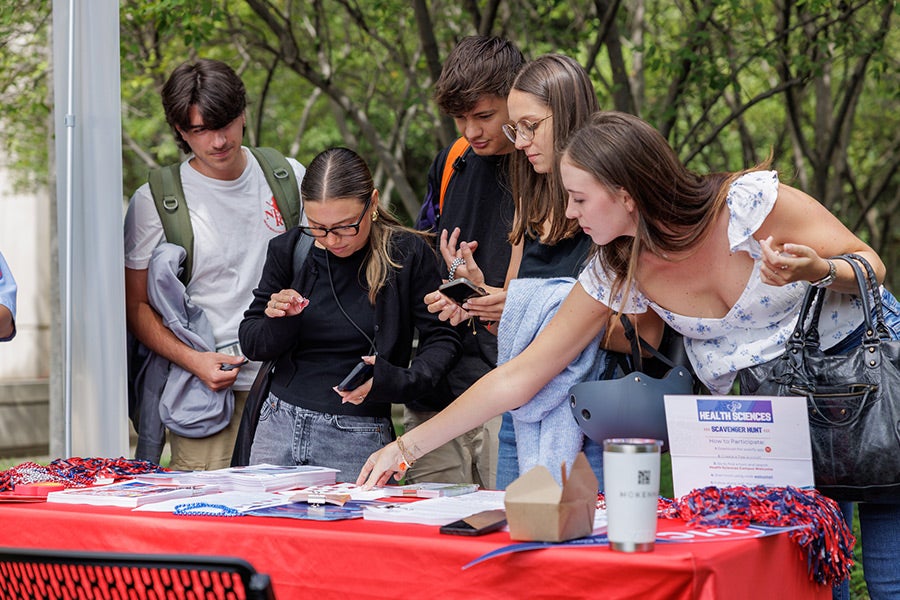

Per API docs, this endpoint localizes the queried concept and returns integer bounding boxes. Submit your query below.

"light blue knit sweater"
[497,277,607,484]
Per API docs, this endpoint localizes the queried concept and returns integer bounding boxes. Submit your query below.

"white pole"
[63,0,75,458]
[52,0,129,458]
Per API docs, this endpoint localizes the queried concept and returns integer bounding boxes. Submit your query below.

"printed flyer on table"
[663,395,815,498]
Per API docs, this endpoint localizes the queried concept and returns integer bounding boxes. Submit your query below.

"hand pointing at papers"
[357,440,407,488]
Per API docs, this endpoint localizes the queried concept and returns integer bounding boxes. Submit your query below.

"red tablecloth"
[0,501,828,599]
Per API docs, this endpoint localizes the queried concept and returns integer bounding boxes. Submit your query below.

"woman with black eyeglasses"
[238,147,460,481]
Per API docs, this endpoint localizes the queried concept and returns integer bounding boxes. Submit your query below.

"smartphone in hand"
[220,358,250,371]
[439,278,488,306]
[439,509,507,536]
[337,361,374,392]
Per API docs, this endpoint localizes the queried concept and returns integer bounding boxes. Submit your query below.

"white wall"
[0,164,51,382]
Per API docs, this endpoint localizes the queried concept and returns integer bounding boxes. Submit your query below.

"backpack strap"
[249,146,301,230]
[438,137,471,214]
[147,148,300,287]
[148,163,194,286]
[293,231,314,271]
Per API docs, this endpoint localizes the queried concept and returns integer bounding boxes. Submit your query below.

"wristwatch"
[810,259,837,288]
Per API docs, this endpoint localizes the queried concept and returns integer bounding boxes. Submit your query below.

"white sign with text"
[663,395,814,499]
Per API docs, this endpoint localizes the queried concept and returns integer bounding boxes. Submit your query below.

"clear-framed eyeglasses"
[298,196,372,238]
[502,114,553,143]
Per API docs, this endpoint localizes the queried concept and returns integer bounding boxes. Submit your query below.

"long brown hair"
[301,147,428,304]
[508,55,600,246]
[562,111,768,328]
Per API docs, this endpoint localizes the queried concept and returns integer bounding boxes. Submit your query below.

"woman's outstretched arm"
[357,283,611,487]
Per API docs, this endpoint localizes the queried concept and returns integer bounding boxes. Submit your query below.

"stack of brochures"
[384,482,478,499]
[46,481,211,508]
[363,490,506,526]
[195,464,338,492]
[135,464,338,493]
[134,490,292,514]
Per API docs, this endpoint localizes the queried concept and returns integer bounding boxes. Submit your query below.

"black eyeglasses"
[502,115,553,143]
[299,197,372,238]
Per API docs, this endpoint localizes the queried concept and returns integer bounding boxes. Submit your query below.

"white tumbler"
[603,438,663,552]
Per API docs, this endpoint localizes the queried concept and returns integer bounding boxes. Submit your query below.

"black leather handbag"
[569,315,699,452]
[739,254,900,502]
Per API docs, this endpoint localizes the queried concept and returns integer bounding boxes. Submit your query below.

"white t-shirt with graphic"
[124,147,305,389]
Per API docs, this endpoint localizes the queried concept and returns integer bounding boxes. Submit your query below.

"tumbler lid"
[602,438,663,453]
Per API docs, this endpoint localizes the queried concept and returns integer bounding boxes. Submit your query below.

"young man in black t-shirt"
[405,37,525,489]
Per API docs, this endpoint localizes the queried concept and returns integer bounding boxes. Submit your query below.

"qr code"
[638,470,650,485]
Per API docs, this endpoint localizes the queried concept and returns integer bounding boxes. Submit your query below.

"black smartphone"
[337,361,374,392]
[439,509,507,536]
[438,278,488,306]
[220,358,250,371]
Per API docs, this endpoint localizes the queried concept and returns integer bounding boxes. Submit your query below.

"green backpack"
[147,147,301,286]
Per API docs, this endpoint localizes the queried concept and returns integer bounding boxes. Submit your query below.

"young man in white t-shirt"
[124,59,305,470]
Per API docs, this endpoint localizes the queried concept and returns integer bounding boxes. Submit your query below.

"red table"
[0,501,828,599]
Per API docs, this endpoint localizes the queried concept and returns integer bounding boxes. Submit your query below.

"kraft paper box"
[504,452,599,542]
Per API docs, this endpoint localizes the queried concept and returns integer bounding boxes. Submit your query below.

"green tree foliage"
[0,1,52,189]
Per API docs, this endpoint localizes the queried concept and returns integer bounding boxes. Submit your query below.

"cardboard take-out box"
[504,452,599,542]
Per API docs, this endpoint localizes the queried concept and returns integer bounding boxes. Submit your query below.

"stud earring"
[372,209,379,222]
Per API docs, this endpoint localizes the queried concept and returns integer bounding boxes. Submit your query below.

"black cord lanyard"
[324,249,378,356]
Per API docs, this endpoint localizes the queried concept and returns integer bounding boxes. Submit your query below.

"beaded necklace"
[174,502,241,517]
[0,457,165,492]
[656,485,854,586]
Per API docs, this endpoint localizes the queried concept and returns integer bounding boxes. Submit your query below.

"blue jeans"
[830,288,900,600]
[494,411,605,491]
[249,392,393,483]
[495,412,518,490]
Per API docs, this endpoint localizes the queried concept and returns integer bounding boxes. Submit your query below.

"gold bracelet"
[396,436,417,470]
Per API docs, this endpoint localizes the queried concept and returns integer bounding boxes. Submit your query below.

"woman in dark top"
[239,147,460,481]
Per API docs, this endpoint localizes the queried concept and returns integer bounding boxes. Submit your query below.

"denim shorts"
[249,392,394,483]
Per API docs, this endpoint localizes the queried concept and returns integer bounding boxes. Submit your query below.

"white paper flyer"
[663,395,814,498]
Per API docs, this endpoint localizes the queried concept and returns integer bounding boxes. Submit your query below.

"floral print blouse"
[578,170,863,394]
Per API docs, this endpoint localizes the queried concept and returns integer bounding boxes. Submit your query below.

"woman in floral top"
[360,111,898,600]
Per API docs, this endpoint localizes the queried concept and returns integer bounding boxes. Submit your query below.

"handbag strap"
[833,255,882,342]
[841,253,891,338]
[789,266,835,351]
[231,233,314,468]
[795,255,879,350]
[801,284,828,350]
[617,313,680,372]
